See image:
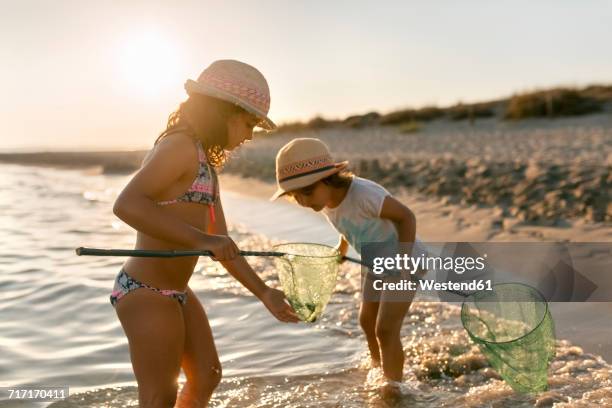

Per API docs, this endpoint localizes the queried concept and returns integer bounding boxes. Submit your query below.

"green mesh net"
[273,243,340,323]
[460,283,556,393]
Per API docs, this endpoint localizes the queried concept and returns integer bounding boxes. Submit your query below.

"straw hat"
[184,60,276,130]
[270,138,349,201]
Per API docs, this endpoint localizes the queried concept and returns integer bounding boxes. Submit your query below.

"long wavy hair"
[155,93,246,168]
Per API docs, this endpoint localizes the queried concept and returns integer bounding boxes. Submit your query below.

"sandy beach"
[219,173,612,243]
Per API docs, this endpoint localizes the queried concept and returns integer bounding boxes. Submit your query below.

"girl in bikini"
[110,60,299,408]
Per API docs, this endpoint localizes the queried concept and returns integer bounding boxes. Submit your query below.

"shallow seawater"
[1,164,611,407]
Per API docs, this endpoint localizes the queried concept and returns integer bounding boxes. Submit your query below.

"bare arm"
[210,190,299,322]
[379,195,417,243]
[380,195,425,276]
[335,235,349,254]
[335,235,350,263]
[209,197,266,297]
[112,135,237,259]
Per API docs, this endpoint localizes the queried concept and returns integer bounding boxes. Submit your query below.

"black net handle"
[75,247,286,258]
[76,246,352,262]
[75,247,465,296]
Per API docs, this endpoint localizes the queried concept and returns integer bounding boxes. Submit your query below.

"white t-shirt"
[322,176,426,256]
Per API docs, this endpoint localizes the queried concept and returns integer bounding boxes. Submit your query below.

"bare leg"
[114,288,185,408]
[360,270,383,366]
[359,300,381,366]
[176,286,222,407]
[375,283,416,382]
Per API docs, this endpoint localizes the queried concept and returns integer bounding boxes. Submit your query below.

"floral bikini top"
[157,136,219,224]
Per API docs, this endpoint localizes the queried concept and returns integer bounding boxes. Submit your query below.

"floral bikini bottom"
[109,268,188,307]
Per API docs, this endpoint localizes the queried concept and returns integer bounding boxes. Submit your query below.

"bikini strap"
[195,140,220,202]
[195,140,219,224]
[195,139,207,163]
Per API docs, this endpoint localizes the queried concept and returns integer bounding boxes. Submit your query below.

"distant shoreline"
[0,150,147,174]
[2,113,611,225]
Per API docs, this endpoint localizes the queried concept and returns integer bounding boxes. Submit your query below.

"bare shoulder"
[126,130,199,195]
[380,195,415,221]
[142,131,198,167]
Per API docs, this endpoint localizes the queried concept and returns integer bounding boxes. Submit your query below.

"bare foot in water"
[380,380,403,402]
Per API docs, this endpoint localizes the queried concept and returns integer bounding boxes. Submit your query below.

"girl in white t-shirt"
[271,137,427,391]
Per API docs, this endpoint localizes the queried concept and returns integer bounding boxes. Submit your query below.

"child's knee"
[359,310,376,334]
[375,321,400,344]
[210,361,223,387]
[193,361,223,391]
[139,385,179,408]
[179,362,222,407]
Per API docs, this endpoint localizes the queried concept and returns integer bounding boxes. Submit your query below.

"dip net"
[460,283,556,393]
[273,243,340,323]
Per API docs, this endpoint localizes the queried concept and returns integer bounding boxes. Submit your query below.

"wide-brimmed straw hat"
[184,59,276,130]
[270,138,349,201]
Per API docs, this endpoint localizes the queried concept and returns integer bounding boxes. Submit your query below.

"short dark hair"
[320,169,354,188]
[285,169,354,202]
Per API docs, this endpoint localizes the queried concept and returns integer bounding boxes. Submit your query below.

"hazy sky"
[1,1,611,150]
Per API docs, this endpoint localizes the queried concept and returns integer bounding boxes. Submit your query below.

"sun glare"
[117,30,182,97]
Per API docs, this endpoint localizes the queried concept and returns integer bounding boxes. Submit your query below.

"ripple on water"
[52,270,612,408]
